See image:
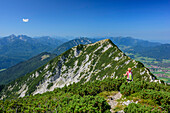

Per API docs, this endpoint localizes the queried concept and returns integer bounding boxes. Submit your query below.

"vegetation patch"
[0,77,169,112]
[97,91,118,99]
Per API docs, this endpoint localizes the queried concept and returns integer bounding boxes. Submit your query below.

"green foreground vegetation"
[0,78,169,112]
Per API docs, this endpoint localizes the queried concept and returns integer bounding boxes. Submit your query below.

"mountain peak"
[17,35,31,41]
[96,39,111,43]
[87,39,116,50]
[5,34,31,42]
[9,34,16,37]
[88,39,112,46]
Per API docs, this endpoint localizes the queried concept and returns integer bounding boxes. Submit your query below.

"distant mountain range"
[132,44,170,59]
[95,37,161,47]
[52,37,96,55]
[0,35,64,69]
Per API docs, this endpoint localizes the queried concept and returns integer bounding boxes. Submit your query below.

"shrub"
[140,89,170,111]
[124,103,163,113]
[120,80,170,96]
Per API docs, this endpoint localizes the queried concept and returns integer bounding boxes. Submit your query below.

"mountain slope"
[95,37,161,47]
[0,35,64,69]
[34,36,65,49]
[0,39,157,99]
[132,44,170,59]
[0,37,94,85]
[52,37,95,55]
[0,52,57,85]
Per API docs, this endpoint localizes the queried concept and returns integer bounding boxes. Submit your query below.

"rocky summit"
[0,39,157,99]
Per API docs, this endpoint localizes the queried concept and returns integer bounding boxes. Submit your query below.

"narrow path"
[107,92,122,113]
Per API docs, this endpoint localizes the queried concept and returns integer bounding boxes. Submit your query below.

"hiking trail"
[107,92,123,113]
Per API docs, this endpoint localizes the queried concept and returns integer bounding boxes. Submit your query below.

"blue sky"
[0,0,169,43]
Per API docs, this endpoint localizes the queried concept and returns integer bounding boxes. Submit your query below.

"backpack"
[128,72,133,80]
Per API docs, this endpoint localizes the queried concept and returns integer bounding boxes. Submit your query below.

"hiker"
[123,68,133,82]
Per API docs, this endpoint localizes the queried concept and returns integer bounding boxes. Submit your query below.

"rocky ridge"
[0,39,157,99]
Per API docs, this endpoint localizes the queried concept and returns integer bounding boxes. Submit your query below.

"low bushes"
[120,80,169,96]
[140,89,170,111]
[0,77,169,112]
[0,92,111,113]
[124,103,163,113]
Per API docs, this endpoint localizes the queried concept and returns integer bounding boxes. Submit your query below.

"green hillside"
[0,39,157,99]
[0,52,57,85]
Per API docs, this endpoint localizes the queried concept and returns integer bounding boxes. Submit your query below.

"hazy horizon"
[0,34,169,44]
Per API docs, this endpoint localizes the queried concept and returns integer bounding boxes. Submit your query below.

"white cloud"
[22,18,29,22]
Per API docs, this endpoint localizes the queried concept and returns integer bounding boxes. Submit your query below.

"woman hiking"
[123,68,133,82]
